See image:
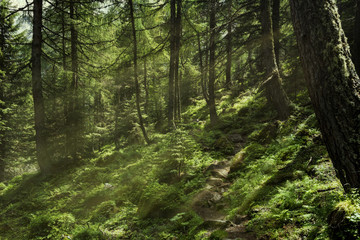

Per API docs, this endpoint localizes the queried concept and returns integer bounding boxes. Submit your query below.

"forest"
[0,0,360,239]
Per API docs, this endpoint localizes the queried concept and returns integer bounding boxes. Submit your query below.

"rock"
[227,134,244,143]
[225,225,257,240]
[206,177,224,187]
[104,183,114,189]
[192,190,223,208]
[233,215,250,225]
[230,151,245,173]
[211,168,229,178]
[205,161,229,172]
[214,136,235,155]
[211,192,222,202]
[201,219,229,229]
[251,121,279,144]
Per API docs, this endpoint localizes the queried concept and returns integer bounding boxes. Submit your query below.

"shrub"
[73,227,105,240]
[28,212,75,239]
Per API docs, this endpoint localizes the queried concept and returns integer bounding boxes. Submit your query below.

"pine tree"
[32,0,51,173]
[260,0,290,120]
[290,0,360,190]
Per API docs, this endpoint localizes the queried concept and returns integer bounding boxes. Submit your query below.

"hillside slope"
[0,90,359,240]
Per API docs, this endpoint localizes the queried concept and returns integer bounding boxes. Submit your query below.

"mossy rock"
[137,199,178,219]
[230,150,245,173]
[328,201,360,240]
[249,122,279,144]
[242,143,266,163]
[214,136,234,155]
[90,200,118,223]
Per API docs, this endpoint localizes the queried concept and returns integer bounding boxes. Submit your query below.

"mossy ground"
[0,90,359,239]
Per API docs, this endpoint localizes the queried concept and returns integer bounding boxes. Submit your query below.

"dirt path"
[191,160,256,239]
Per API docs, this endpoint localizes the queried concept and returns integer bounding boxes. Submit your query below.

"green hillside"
[1,0,360,239]
[1,91,358,239]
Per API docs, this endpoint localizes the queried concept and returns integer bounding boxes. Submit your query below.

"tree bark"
[353,0,360,74]
[290,0,360,190]
[272,0,280,68]
[0,3,6,180]
[197,33,209,103]
[260,0,290,120]
[177,70,182,120]
[168,0,176,128]
[32,0,50,173]
[225,0,232,89]
[208,0,218,125]
[174,0,182,121]
[66,0,80,159]
[129,0,150,144]
[143,57,149,114]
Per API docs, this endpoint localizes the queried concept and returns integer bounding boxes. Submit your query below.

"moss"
[213,135,234,155]
[90,200,118,223]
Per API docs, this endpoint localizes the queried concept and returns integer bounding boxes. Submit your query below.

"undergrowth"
[0,90,358,239]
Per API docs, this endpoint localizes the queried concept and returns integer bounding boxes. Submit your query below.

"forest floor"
[0,90,359,239]
[192,160,257,239]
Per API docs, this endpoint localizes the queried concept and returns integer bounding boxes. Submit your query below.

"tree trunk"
[168,0,176,128]
[143,57,149,114]
[0,90,4,181]
[197,33,209,103]
[0,4,6,180]
[66,0,80,159]
[353,0,360,74]
[208,0,218,125]
[174,0,182,121]
[290,0,360,190]
[61,1,66,72]
[260,0,290,120]
[129,0,150,145]
[32,0,50,173]
[272,0,280,68]
[225,0,232,89]
[177,70,182,120]
[114,69,121,149]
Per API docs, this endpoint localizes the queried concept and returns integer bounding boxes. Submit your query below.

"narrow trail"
[191,160,257,239]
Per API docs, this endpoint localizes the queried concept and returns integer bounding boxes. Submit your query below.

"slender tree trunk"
[353,0,360,74]
[143,57,149,114]
[168,0,176,128]
[208,0,218,125]
[66,0,80,159]
[177,70,182,120]
[204,28,209,94]
[197,33,209,103]
[61,1,68,154]
[260,0,290,120]
[174,0,182,121]
[290,0,360,190]
[0,5,6,180]
[61,1,66,72]
[114,69,121,149]
[32,0,50,173]
[225,0,232,89]
[0,92,4,180]
[272,0,281,68]
[129,0,150,144]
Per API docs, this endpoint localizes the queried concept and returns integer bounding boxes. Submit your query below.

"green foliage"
[209,229,228,240]
[72,227,105,240]
[328,190,360,239]
[90,200,118,223]
[28,212,75,239]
